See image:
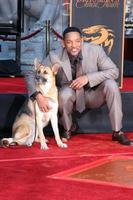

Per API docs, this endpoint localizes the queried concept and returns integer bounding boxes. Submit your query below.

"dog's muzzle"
[36,74,47,83]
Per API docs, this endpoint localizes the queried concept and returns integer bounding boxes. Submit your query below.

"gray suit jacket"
[44,42,119,87]
[23,42,119,96]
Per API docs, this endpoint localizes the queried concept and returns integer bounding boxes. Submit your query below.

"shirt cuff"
[30,91,42,101]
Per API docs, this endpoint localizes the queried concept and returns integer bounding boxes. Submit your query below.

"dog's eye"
[37,70,41,74]
[43,71,47,74]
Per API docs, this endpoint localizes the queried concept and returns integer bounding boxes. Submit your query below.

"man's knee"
[59,87,75,105]
[103,79,119,93]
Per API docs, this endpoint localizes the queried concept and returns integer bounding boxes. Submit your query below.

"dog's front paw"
[40,143,49,150]
[57,141,68,148]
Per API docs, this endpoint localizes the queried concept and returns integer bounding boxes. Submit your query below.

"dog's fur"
[1,59,67,150]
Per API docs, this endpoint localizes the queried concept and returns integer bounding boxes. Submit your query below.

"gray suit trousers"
[58,79,123,132]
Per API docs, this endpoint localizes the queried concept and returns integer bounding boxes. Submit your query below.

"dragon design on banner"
[82,25,115,54]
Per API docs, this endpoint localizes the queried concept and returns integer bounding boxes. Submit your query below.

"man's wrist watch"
[30,91,42,101]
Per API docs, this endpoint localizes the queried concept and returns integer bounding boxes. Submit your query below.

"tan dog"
[1,59,67,150]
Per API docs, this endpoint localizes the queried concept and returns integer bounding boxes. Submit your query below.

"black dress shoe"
[61,130,71,140]
[112,131,131,145]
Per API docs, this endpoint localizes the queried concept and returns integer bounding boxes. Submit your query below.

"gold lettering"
[76,0,120,8]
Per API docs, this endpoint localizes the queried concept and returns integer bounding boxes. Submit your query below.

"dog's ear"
[34,58,40,70]
[52,63,60,75]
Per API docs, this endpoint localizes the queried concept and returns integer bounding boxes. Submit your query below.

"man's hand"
[35,93,52,112]
[70,75,89,90]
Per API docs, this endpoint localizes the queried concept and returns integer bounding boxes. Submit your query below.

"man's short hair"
[63,26,82,39]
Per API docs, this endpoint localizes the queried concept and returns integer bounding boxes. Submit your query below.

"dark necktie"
[75,60,85,113]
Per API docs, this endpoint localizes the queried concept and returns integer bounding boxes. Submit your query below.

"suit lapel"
[82,43,91,74]
[60,45,88,80]
[82,44,89,74]
[61,49,72,81]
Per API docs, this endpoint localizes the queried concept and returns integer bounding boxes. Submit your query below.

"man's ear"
[34,58,40,70]
[81,37,84,44]
[61,39,65,48]
[52,63,60,75]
